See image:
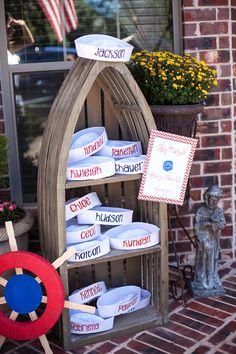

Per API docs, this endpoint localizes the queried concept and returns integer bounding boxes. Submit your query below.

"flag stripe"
[37,0,78,42]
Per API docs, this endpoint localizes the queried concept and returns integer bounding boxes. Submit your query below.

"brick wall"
[171,0,235,266]
[1,1,235,262]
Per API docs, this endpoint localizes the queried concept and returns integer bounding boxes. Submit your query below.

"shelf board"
[70,305,162,348]
[67,244,161,269]
[65,174,142,189]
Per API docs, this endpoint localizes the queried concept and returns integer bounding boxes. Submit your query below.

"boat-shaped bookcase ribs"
[37,57,168,350]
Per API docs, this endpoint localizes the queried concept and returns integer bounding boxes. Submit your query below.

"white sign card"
[138,130,198,205]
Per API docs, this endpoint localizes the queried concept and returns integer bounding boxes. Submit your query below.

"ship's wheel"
[0,221,95,354]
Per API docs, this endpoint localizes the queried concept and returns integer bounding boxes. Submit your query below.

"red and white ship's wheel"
[0,221,95,354]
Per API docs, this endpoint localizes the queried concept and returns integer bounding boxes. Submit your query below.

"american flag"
[37,0,78,42]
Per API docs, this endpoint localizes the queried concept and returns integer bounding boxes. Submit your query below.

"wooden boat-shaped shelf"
[38,57,168,350]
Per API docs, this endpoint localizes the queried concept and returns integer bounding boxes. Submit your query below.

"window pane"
[5,0,173,64]
[14,71,68,203]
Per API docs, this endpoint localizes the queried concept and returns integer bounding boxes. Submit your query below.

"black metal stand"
[167,118,198,305]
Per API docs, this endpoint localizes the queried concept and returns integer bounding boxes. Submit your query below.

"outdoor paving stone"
[216,294,236,306]
[128,339,166,353]
[178,308,224,327]
[0,339,22,353]
[191,345,212,354]
[110,335,131,344]
[219,343,236,353]
[149,326,195,348]
[91,341,117,353]
[224,288,236,297]
[208,320,236,345]
[113,348,137,354]
[162,321,205,341]
[223,275,236,282]
[136,332,185,354]
[170,313,215,334]
[195,297,236,313]
[188,301,229,319]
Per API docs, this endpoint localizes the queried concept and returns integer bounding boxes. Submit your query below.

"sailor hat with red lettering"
[97,285,141,318]
[67,156,115,181]
[70,311,114,334]
[74,34,133,62]
[127,289,151,313]
[66,221,101,245]
[69,281,107,304]
[65,192,101,221]
[95,140,142,159]
[77,206,133,225]
[104,222,160,250]
[67,234,110,262]
[68,126,108,163]
[115,155,146,175]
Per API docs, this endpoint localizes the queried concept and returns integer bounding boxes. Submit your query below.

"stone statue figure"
[191,185,226,298]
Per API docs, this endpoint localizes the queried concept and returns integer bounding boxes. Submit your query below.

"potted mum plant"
[0,135,34,254]
[127,50,217,136]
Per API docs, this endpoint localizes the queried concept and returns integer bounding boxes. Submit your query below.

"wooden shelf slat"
[67,245,161,269]
[65,174,142,189]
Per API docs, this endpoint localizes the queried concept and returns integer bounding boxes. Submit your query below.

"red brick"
[221,93,232,105]
[220,344,236,353]
[232,37,236,49]
[220,174,233,186]
[222,199,232,211]
[219,36,229,48]
[220,65,231,77]
[193,346,213,354]
[191,176,219,188]
[170,215,191,229]
[177,229,194,241]
[221,237,233,249]
[199,0,229,5]
[200,50,228,64]
[128,340,164,353]
[209,321,236,345]
[115,349,136,354]
[189,189,201,201]
[169,241,192,254]
[204,161,231,173]
[197,121,218,134]
[232,8,236,20]
[221,120,232,132]
[150,327,195,348]
[183,9,216,22]
[183,0,196,6]
[190,163,201,175]
[184,37,217,50]
[179,308,224,327]
[200,22,228,35]
[194,148,220,161]
[136,332,185,354]
[170,313,215,334]
[188,301,230,320]
[0,120,4,134]
[218,8,229,20]
[222,147,233,159]
[217,78,231,91]
[197,297,236,314]
[183,23,197,36]
[232,22,236,35]
[201,134,231,147]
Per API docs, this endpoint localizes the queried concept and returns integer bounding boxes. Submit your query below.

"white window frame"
[0,0,182,207]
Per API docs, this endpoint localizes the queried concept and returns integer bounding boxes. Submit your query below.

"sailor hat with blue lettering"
[75,34,133,62]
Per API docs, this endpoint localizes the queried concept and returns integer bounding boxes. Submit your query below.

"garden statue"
[191,185,226,298]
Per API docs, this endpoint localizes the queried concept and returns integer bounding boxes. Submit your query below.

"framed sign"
[138,130,198,205]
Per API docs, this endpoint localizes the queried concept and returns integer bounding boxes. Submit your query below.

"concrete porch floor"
[1,259,236,354]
